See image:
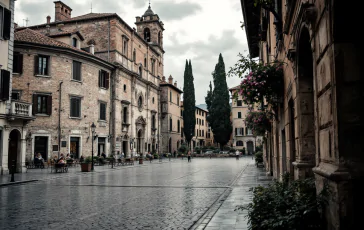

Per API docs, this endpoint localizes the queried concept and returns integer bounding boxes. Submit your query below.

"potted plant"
[80,156,92,172]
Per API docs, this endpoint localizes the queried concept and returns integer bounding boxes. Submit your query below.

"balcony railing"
[10,101,32,117]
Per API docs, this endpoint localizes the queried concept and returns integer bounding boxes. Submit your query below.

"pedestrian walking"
[173,150,176,158]
[235,150,240,160]
[187,151,191,162]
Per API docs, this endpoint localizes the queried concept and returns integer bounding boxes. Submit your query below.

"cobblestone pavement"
[0,157,252,230]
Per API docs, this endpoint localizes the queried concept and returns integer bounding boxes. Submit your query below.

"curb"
[0,179,39,187]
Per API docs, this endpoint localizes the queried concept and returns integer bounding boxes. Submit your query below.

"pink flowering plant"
[238,62,284,106]
[245,110,272,136]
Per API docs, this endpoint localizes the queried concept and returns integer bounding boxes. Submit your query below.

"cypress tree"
[183,59,196,149]
[205,81,213,125]
[209,54,232,150]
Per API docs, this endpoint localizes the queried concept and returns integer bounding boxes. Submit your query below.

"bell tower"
[135,2,165,51]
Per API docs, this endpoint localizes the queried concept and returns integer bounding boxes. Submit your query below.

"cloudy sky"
[14,0,249,104]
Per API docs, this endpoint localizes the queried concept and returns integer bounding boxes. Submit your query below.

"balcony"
[7,101,34,121]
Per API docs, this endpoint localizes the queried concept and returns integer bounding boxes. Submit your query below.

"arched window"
[72,37,77,47]
[177,120,180,133]
[152,97,155,104]
[236,141,244,146]
[139,65,142,77]
[133,49,136,62]
[158,31,162,46]
[144,57,147,67]
[169,117,172,131]
[144,28,151,42]
[123,84,127,92]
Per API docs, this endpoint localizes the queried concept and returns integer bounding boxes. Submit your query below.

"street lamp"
[91,122,96,171]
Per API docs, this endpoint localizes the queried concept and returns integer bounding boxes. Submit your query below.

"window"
[99,102,107,121]
[236,141,244,146]
[133,49,136,62]
[144,58,147,67]
[123,107,128,123]
[13,52,23,74]
[202,120,204,126]
[144,28,151,42]
[11,91,21,100]
[138,96,143,110]
[196,129,198,136]
[177,96,179,106]
[238,112,242,118]
[177,120,180,133]
[170,91,172,102]
[139,65,143,77]
[235,128,244,136]
[0,5,11,40]
[123,84,127,92]
[34,55,49,76]
[158,31,162,46]
[181,127,184,137]
[0,69,10,100]
[199,130,201,136]
[152,114,156,129]
[72,61,82,81]
[237,100,242,106]
[98,70,109,89]
[70,97,81,118]
[151,59,156,75]
[247,129,253,135]
[202,130,204,137]
[123,39,128,56]
[196,110,198,114]
[32,94,52,115]
[169,118,172,131]
[72,38,77,48]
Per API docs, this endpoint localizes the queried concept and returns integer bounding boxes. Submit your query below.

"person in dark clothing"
[173,150,176,158]
[101,152,106,158]
[187,151,191,162]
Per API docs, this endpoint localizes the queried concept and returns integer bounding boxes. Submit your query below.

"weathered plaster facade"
[241,0,361,228]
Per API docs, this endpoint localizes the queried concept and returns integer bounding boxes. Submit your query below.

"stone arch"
[294,25,316,178]
[144,28,151,42]
[8,129,22,173]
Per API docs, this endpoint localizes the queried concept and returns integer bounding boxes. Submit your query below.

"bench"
[52,163,68,173]
[25,160,46,172]
[124,158,134,165]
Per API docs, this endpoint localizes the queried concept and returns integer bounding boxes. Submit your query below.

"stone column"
[20,138,26,173]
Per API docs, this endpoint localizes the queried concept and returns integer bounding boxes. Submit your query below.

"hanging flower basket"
[238,62,284,107]
[245,111,272,136]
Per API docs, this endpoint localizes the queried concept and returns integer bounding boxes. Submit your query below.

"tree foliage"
[183,60,196,146]
[205,81,213,124]
[208,54,232,150]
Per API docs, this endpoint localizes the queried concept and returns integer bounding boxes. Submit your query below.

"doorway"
[8,129,21,173]
[122,141,128,155]
[137,129,143,154]
[70,137,80,159]
[98,137,106,156]
[34,136,48,160]
[281,129,287,173]
[247,141,254,154]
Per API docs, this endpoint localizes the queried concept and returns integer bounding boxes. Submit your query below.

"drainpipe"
[108,18,110,62]
[58,81,63,158]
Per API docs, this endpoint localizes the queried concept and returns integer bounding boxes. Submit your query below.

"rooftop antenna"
[90,1,92,13]
[24,17,29,27]
[149,0,151,7]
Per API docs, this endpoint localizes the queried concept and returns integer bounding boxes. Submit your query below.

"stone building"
[15,1,167,159]
[229,86,260,153]
[160,75,183,154]
[193,106,208,148]
[0,0,34,174]
[241,0,361,228]
[12,28,114,162]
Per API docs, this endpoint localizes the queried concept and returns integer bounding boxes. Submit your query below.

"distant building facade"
[160,75,183,154]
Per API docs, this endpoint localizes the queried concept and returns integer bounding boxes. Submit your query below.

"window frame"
[0,5,11,40]
[13,52,23,74]
[72,60,82,81]
[35,55,50,76]
[70,96,82,118]
[72,37,78,48]
[237,100,243,106]
[32,93,52,116]
[238,112,242,118]
[98,70,109,89]
[99,101,107,121]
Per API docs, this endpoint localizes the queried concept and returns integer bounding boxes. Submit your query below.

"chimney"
[162,76,166,82]
[168,75,173,84]
[14,23,18,28]
[46,25,51,35]
[90,44,95,55]
[174,81,177,87]
[54,1,72,22]
[46,15,51,24]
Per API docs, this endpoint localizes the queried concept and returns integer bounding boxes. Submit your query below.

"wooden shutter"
[98,70,101,87]
[235,128,237,136]
[46,95,52,115]
[19,54,24,74]
[3,8,11,40]
[34,56,39,75]
[105,72,110,89]
[32,94,38,115]
[242,128,244,136]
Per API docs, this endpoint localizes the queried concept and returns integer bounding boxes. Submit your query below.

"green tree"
[205,81,213,124]
[183,59,196,149]
[209,54,232,150]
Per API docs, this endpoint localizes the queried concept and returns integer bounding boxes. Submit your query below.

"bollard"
[10,160,15,182]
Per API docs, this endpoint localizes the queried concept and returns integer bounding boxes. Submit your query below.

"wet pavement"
[0,157,256,230]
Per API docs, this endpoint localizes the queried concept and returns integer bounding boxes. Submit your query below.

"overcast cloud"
[15,0,249,104]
